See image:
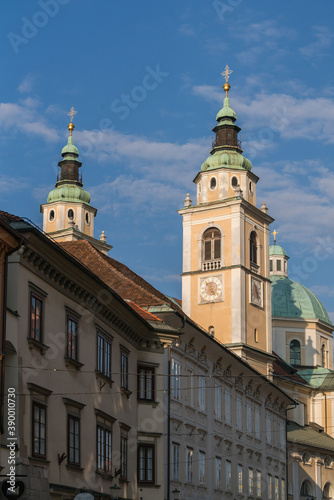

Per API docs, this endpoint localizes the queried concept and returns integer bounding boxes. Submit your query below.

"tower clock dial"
[251,278,262,306]
[200,276,222,302]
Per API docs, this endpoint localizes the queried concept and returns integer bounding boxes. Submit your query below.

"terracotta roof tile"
[60,240,183,313]
[125,300,162,322]
[273,353,307,384]
[0,210,23,222]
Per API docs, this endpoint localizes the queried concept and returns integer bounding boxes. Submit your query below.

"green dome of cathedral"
[269,244,288,256]
[216,97,237,121]
[271,275,332,325]
[201,150,252,172]
[47,184,91,205]
[61,135,79,156]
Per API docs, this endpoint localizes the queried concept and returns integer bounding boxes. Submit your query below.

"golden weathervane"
[221,65,233,97]
[67,106,77,136]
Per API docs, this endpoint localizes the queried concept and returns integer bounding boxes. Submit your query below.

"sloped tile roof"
[273,353,308,385]
[0,210,23,222]
[124,300,162,323]
[288,420,334,453]
[60,240,183,314]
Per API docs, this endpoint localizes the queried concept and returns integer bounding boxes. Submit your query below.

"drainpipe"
[285,403,298,500]
[322,392,327,433]
[167,345,171,500]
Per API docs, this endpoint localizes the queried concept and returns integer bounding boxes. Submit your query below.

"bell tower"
[41,108,111,254]
[179,67,274,376]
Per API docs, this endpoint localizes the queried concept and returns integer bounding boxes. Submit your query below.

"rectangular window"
[256,470,262,498]
[266,411,272,443]
[120,435,128,480]
[199,451,205,484]
[225,460,232,491]
[32,403,46,458]
[274,476,279,500]
[214,238,220,259]
[67,316,78,360]
[215,457,222,489]
[121,350,128,389]
[225,389,231,425]
[238,464,243,493]
[97,425,112,473]
[246,399,252,434]
[248,468,254,496]
[138,366,154,401]
[198,375,206,411]
[268,474,273,500]
[186,368,193,406]
[171,359,181,400]
[30,293,43,341]
[255,404,261,439]
[215,384,221,419]
[186,448,193,483]
[97,332,112,378]
[138,444,154,483]
[281,478,285,499]
[270,260,273,272]
[276,260,281,271]
[280,419,285,447]
[68,415,80,466]
[236,393,242,430]
[172,443,180,481]
[204,240,211,261]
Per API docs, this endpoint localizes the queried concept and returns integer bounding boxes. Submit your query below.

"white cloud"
[18,74,35,94]
[179,24,196,37]
[300,26,334,59]
[310,286,334,298]
[0,175,27,193]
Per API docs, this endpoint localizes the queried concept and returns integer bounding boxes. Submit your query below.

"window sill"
[27,338,49,354]
[66,464,83,472]
[95,371,114,388]
[65,357,84,370]
[95,470,114,479]
[137,483,161,488]
[121,387,132,399]
[119,477,129,484]
[28,455,50,464]
[138,399,159,408]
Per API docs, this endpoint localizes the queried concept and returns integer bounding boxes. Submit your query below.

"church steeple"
[40,109,112,254]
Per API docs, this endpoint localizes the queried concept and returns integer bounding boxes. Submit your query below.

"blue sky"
[1,0,334,321]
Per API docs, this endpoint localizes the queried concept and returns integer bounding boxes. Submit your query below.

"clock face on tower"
[250,277,262,306]
[200,276,223,302]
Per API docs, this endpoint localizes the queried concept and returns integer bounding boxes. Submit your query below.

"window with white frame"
[171,359,181,400]
[172,443,180,480]
[237,464,243,493]
[225,460,232,491]
[186,448,193,483]
[198,375,206,411]
[186,368,193,406]
[255,404,261,439]
[266,411,272,443]
[268,474,273,500]
[246,399,252,434]
[248,468,254,496]
[215,383,222,419]
[199,451,205,484]
[225,388,231,425]
[215,457,222,489]
[236,393,242,430]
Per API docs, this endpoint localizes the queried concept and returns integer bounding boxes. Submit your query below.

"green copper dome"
[61,135,79,157]
[216,97,237,121]
[201,150,252,172]
[271,275,332,325]
[47,184,90,205]
[270,244,287,256]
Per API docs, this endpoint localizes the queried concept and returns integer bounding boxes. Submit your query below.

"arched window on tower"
[321,343,326,368]
[202,228,221,271]
[290,340,301,366]
[250,231,257,265]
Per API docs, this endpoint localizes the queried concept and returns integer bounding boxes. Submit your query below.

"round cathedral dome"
[270,244,287,256]
[47,184,91,205]
[271,275,332,325]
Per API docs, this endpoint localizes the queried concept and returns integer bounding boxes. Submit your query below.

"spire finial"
[221,64,233,97]
[67,106,77,136]
[271,229,278,244]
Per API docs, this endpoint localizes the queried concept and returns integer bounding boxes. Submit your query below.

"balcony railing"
[212,138,242,149]
[202,260,221,271]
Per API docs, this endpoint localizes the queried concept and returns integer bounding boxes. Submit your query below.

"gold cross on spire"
[221,65,233,97]
[271,229,278,244]
[221,64,233,83]
[67,107,77,136]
